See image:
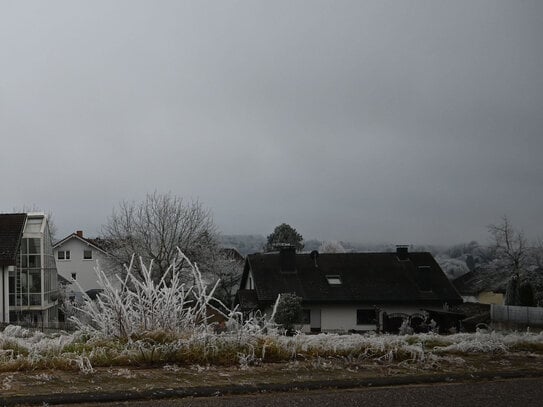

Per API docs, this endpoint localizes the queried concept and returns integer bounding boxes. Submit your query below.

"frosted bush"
[70,250,233,338]
[2,375,13,390]
[111,368,136,378]
[2,325,33,338]
[72,355,94,374]
[501,330,543,346]
[32,373,54,382]
[434,333,507,353]
[0,325,75,360]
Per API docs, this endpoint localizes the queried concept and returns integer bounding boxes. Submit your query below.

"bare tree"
[488,216,527,275]
[530,238,543,269]
[102,192,219,284]
[207,250,244,308]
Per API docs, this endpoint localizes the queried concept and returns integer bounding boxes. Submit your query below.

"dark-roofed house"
[452,269,506,305]
[236,246,463,333]
[1,213,59,325]
[53,230,109,298]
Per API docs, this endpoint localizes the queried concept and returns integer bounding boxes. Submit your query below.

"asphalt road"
[53,377,543,407]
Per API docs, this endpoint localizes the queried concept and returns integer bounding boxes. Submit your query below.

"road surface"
[53,377,543,407]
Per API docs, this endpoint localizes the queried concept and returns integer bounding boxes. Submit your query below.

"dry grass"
[3,328,543,373]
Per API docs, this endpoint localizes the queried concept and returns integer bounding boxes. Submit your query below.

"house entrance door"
[310,309,321,333]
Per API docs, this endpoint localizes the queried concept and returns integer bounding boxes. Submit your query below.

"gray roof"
[240,251,463,307]
[0,213,26,267]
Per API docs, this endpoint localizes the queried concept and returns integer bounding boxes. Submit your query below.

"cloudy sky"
[1,1,542,246]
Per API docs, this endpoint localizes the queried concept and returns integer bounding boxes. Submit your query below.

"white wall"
[54,238,107,294]
[258,301,428,333]
[300,304,425,333]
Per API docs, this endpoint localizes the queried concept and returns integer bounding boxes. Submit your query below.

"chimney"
[277,244,297,273]
[310,250,319,268]
[76,230,83,238]
[396,245,409,261]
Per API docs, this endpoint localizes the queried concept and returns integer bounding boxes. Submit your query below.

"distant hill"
[220,234,267,256]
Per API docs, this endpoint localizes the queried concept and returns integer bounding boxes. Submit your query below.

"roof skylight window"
[326,275,342,285]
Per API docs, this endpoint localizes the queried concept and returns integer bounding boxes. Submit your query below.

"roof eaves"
[53,233,109,254]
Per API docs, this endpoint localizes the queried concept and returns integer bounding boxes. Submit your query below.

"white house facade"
[53,231,108,299]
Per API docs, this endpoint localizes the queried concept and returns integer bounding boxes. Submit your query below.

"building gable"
[54,231,108,255]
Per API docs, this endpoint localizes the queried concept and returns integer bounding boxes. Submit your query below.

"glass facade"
[43,224,58,304]
[8,214,58,324]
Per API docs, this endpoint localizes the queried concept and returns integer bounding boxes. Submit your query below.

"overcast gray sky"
[1,0,542,246]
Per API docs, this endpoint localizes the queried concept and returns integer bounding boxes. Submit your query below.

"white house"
[53,230,108,299]
[0,213,59,325]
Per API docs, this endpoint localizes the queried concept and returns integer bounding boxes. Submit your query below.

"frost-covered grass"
[2,251,543,373]
[2,327,543,373]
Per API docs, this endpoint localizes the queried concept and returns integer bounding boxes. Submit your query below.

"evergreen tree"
[274,293,303,335]
[505,274,520,305]
[265,223,304,252]
[519,280,536,307]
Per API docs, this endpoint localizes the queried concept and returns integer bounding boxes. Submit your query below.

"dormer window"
[417,266,432,292]
[396,245,410,261]
[245,272,255,290]
[326,275,342,285]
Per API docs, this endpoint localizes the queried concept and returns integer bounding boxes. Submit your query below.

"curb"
[2,370,543,406]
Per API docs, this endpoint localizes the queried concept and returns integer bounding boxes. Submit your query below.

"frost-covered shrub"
[69,250,234,338]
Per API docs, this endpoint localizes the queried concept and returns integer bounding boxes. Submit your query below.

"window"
[29,270,41,292]
[417,266,433,292]
[357,309,377,325]
[28,255,41,268]
[71,273,77,280]
[58,250,70,260]
[27,238,40,254]
[325,275,342,285]
[301,309,311,324]
[25,218,43,233]
[83,250,92,260]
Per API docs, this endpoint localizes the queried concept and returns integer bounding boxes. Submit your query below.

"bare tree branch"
[487,215,527,274]
[102,192,219,284]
